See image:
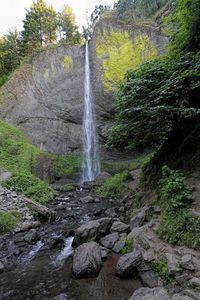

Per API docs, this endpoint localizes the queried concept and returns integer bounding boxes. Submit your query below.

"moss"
[102,153,153,175]
[96,30,157,92]
[97,171,130,199]
[52,154,81,178]
[62,55,73,71]
[44,69,50,81]
[150,258,173,283]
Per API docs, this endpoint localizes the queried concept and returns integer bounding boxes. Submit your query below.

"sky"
[0,0,115,36]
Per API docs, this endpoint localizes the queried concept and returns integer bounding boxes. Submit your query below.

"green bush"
[97,171,130,199]
[150,258,172,283]
[4,172,55,204]
[158,166,200,249]
[0,211,17,234]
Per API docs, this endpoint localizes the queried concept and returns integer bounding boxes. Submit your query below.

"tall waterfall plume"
[82,41,100,183]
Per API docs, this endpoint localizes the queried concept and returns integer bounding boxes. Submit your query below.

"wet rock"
[100,232,119,249]
[130,207,151,230]
[175,272,192,285]
[181,255,195,271]
[0,261,4,273]
[113,235,127,254]
[110,221,130,234]
[72,241,102,278]
[45,236,64,249]
[96,171,112,182]
[138,270,159,288]
[173,290,200,300]
[128,287,170,300]
[100,246,111,260]
[80,195,94,204]
[189,277,200,288]
[166,253,178,275]
[53,294,69,300]
[116,250,142,277]
[128,226,152,250]
[73,218,112,247]
[14,221,41,233]
[24,229,38,243]
[105,207,118,218]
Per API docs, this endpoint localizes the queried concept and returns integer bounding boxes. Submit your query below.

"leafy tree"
[57,5,81,44]
[21,0,57,54]
[107,52,200,150]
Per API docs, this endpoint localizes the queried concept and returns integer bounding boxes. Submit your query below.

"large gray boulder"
[180,255,195,271]
[72,242,102,278]
[116,250,142,277]
[110,221,130,234]
[128,287,171,300]
[73,218,112,247]
[130,207,151,230]
[100,232,119,249]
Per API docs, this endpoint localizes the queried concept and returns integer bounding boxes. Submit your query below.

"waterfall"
[82,41,100,183]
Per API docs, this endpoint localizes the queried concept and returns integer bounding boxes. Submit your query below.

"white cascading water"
[82,41,100,182]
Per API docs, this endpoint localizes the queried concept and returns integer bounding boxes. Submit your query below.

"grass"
[97,171,130,199]
[0,120,56,203]
[52,154,81,178]
[0,211,18,235]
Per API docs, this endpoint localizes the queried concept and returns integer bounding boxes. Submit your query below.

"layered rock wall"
[0,13,168,156]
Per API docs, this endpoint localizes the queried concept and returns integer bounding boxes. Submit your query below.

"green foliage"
[121,239,133,254]
[0,211,18,234]
[96,30,157,92]
[114,0,169,20]
[158,166,200,249]
[4,172,54,204]
[107,52,200,150]
[150,258,172,283]
[166,0,200,55]
[52,154,81,178]
[159,166,192,212]
[97,171,130,199]
[57,5,81,44]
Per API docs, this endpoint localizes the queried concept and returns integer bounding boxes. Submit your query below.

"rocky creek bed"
[1,186,200,300]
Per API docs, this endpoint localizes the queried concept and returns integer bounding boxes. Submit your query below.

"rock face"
[0,13,168,156]
[72,242,102,278]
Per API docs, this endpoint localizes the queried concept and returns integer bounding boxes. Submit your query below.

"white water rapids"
[82,41,100,182]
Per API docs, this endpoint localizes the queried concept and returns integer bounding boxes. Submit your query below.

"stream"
[0,188,142,300]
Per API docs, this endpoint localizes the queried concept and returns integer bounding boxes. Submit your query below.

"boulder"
[113,235,127,254]
[24,229,38,243]
[138,270,159,288]
[73,218,112,247]
[180,255,195,271]
[116,250,142,277]
[189,277,200,288]
[166,253,178,275]
[100,246,111,260]
[127,226,152,250]
[79,195,94,204]
[72,242,102,278]
[130,207,151,230]
[110,221,130,234]
[100,232,119,249]
[128,287,171,300]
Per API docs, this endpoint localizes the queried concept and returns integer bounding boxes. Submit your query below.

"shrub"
[158,166,200,249]
[0,211,17,234]
[53,154,81,178]
[4,172,55,204]
[150,258,172,283]
[97,171,130,199]
[121,239,133,254]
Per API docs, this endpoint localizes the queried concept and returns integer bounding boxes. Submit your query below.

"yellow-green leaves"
[96,30,157,92]
[62,55,73,71]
